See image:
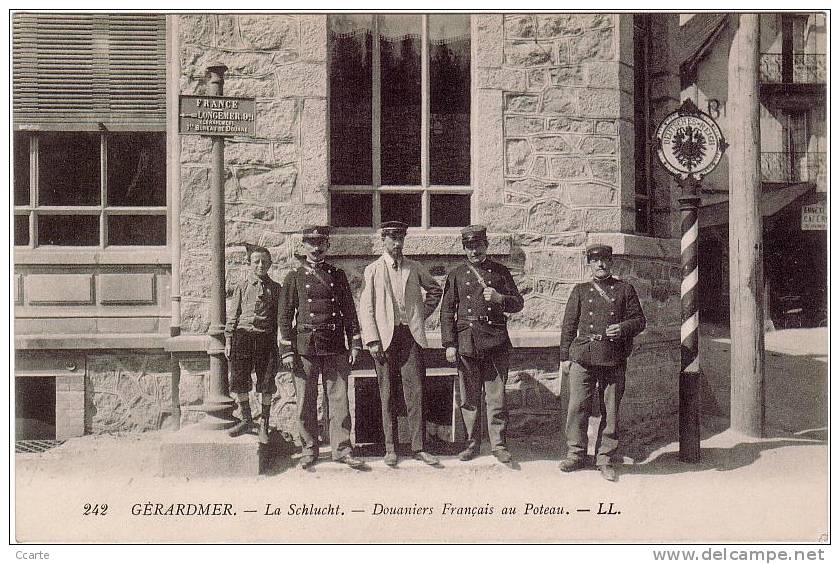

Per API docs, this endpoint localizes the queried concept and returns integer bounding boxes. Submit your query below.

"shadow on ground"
[257,325,827,476]
[626,434,826,476]
[621,325,827,466]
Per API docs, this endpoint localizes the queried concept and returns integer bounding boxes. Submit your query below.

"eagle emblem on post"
[672,125,708,170]
[654,99,727,181]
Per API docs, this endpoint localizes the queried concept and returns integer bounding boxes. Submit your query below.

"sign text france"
[179,95,256,136]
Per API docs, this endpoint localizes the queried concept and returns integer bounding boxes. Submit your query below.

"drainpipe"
[166,14,182,429]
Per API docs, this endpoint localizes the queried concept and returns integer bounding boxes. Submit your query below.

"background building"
[679,13,827,327]
[14,13,685,455]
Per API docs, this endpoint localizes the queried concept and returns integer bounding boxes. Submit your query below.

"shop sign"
[179,95,256,136]
[801,203,827,230]
[654,99,727,181]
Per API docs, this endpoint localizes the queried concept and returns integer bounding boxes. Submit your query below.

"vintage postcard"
[9,7,829,549]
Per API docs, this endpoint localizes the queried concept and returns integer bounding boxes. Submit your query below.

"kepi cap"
[461,224,488,244]
[381,221,408,237]
[585,243,613,261]
[300,225,331,241]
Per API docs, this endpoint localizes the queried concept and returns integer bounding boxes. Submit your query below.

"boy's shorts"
[229,330,278,394]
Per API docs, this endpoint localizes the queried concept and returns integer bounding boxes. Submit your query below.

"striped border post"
[678,179,702,462]
[655,98,727,464]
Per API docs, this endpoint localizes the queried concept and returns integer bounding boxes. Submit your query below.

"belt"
[301,323,337,331]
[586,334,617,342]
[463,316,505,324]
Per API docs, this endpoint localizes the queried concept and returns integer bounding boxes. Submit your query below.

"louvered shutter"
[12,13,166,130]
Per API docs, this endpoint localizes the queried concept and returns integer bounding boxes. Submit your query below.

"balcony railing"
[760,53,826,84]
[761,151,826,184]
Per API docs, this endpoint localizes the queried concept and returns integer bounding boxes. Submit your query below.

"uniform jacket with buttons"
[278,261,361,357]
[559,276,646,366]
[359,255,443,351]
[440,259,524,357]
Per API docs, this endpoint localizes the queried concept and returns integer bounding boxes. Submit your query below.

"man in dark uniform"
[558,243,646,481]
[279,225,364,469]
[440,225,524,463]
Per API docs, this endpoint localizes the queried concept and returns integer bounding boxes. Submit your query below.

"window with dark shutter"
[12,12,166,130]
[12,13,167,248]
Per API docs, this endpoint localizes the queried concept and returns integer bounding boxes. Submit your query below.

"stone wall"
[473,14,634,334]
[169,13,682,452]
[176,13,680,333]
[86,353,173,434]
[178,14,329,333]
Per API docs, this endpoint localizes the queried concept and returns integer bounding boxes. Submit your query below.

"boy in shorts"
[225,244,281,443]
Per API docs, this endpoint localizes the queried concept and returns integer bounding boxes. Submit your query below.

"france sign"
[179,95,256,137]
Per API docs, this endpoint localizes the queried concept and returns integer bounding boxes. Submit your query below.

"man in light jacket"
[359,221,443,467]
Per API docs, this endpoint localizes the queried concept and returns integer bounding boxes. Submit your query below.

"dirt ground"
[13,327,829,544]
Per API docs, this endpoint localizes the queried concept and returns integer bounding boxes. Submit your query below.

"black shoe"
[598,464,618,482]
[337,455,366,469]
[384,453,398,467]
[493,448,512,463]
[227,419,254,437]
[457,447,476,462]
[559,457,586,472]
[299,455,316,469]
[413,451,439,465]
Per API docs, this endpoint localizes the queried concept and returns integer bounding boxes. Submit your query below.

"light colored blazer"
[359,255,443,351]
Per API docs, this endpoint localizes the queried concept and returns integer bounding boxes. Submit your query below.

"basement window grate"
[15,440,65,454]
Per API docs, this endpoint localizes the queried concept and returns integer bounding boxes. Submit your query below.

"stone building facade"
[14,13,682,457]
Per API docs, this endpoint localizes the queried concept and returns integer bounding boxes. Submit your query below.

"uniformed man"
[279,225,365,469]
[558,243,646,481]
[359,221,443,467]
[440,225,524,463]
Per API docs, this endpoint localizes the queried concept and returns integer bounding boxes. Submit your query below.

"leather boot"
[228,402,254,437]
[258,405,271,444]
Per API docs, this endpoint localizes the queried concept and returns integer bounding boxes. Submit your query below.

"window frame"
[328,14,473,231]
[13,130,168,250]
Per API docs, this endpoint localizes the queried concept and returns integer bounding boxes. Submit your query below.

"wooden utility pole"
[727,14,765,436]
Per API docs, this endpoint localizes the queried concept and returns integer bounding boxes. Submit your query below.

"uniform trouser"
[565,360,626,466]
[294,353,352,460]
[458,346,510,452]
[373,325,425,454]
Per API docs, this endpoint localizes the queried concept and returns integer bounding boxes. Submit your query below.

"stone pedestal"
[159,425,262,477]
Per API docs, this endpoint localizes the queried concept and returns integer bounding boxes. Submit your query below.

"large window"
[329,14,471,229]
[633,13,653,235]
[14,131,167,247]
[12,13,167,248]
